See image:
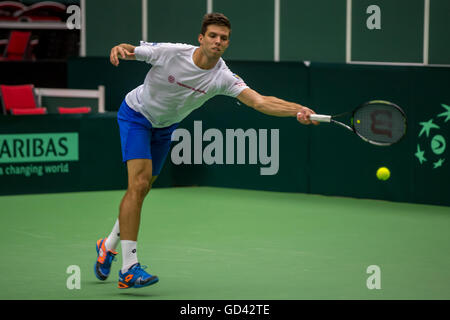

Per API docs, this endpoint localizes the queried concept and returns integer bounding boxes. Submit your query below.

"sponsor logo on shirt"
[168,75,207,94]
[234,81,247,87]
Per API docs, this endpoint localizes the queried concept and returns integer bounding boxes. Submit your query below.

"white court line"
[207,0,213,13]
[348,61,450,68]
[346,0,352,63]
[423,0,430,65]
[142,0,148,42]
[80,0,86,57]
[274,0,280,62]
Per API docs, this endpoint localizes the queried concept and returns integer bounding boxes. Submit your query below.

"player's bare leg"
[117,159,159,288]
[119,158,153,242]
[94,159,154,281]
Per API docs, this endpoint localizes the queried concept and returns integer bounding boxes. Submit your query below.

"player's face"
[199,25,230,58]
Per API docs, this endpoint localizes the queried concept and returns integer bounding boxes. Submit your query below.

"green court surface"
[0,187,449,300]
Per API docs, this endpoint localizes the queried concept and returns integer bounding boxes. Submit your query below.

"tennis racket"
[309,100,407,146]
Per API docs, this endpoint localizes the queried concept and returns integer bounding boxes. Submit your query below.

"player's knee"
[129,178,152,199]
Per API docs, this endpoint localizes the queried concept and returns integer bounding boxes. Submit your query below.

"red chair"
[18,15,61,22]
[0,31,32,61]
[14,1,66,22]
[11,108,47,115]
[0,1,26,21]
[58,107,92,114]
[0,84,47,115]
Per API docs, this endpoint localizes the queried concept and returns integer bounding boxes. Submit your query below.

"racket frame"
[310,100,407,146]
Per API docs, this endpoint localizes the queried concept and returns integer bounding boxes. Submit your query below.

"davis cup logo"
[415,104,450,169]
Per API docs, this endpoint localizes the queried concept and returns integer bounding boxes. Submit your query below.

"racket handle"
[309,114,332,122]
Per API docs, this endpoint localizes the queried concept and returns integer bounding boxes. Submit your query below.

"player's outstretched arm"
[236,88,319,125]
[110,43,136,67]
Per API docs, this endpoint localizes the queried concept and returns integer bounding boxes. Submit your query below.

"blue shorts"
[117,100,179,176]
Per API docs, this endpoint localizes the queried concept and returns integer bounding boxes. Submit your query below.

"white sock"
[104,219,120,252]
[121,240,138,273]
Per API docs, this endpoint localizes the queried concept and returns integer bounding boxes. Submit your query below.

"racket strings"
[353,104,407,145]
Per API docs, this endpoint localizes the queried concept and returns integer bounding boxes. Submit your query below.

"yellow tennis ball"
[376,167,390,181]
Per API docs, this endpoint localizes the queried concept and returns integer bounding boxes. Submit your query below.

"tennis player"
[94,12,318,289]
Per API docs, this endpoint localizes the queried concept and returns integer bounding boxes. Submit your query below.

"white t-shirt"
[125,41,249,128]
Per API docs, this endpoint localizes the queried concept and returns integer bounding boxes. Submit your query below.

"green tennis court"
[1,186,449,300]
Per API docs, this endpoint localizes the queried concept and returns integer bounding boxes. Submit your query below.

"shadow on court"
[85,280,161,298]
[117,291,160,298]
[86,281,112,286]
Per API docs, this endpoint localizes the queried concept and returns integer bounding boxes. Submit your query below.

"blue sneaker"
[118,263,159,289]
[94,238,118,281]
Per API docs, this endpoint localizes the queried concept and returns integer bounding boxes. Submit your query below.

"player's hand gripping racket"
[309,100,407,146]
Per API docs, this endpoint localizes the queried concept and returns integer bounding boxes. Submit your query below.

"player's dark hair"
[201,12,231,35]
